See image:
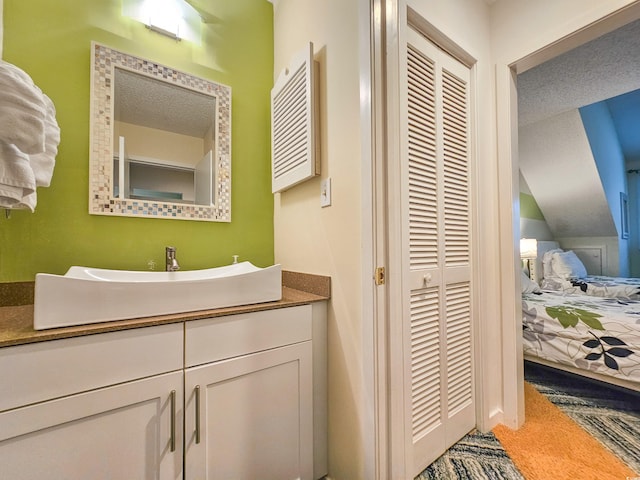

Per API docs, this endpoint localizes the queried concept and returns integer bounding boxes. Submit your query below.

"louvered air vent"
[271,42,319,193]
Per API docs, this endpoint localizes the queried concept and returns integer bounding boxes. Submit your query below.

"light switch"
[320,178,332,207]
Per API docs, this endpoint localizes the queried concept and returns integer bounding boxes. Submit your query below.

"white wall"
[272,1,364,478]
[520,218,553,240]
[114,121,204,168]
[556,236,620,276]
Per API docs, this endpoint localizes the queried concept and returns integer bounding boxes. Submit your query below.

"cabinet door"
[185,342,313,480]
[0,371,183,480]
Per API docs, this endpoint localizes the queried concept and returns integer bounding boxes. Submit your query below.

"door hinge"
[375,266,386,285]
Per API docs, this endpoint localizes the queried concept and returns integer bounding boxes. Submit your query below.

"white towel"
[0,61,60,211]
[0,61,47,155]
[0,140,37,212]
[29,94,60,188]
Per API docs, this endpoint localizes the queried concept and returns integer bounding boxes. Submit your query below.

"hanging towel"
[0,61,47,155]
[0,140,37,212]
[28,94,60,188]
[0,61,60,211]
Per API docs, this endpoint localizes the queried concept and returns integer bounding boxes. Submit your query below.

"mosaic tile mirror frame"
[89,42,231,222]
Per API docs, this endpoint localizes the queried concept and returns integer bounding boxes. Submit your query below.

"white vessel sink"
[34,262,282,330]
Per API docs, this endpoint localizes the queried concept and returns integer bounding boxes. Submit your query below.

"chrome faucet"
[166,246,180,272]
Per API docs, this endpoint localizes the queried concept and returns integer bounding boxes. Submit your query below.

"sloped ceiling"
[519,109,617,237]
[517,18,640,238]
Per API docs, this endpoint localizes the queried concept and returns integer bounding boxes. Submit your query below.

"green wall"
[1,0,274,281]
[520,192,545,221]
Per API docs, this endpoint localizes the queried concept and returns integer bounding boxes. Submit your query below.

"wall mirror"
[89,42,231,221]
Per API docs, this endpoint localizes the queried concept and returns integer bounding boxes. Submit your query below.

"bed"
[522,288,640,391]
[540,275,640,300]
[533,241,640,300]
[520,240,640,391]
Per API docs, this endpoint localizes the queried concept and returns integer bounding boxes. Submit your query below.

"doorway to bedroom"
[517,18,640,280]
[513,7,640,395]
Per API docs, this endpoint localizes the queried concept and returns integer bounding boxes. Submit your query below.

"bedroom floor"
[416,361,640,479]
[524,361,640,474]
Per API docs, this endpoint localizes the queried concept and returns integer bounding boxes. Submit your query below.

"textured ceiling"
[114,68,216,139]
[518,18,640,128]
[517,18,640,241]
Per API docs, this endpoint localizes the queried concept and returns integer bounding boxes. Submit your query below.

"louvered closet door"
[402,28,474,476]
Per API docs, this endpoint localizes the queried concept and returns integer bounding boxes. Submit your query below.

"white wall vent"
[271,42,319,193]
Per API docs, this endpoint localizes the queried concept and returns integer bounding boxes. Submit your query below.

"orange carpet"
[493,382,637,480]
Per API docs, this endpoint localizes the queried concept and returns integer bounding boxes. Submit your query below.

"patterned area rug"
[415,362,640,479]
[415,430,524,480]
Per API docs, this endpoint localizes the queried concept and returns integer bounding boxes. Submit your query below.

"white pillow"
[550,250,587,280]
[542,248,563,279]
[521,270,541,294]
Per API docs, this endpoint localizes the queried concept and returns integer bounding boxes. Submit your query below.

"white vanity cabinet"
[0,303,327,480]
[183,305,317,480]
[0,323,184,480]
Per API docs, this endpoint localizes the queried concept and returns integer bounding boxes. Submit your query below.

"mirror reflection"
[114,68,217,205]
[89,43,231,221]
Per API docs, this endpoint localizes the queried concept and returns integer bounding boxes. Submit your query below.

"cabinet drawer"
[0,323,183,412]
[185,305,312,367]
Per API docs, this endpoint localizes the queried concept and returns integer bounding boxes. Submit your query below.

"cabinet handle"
[170,390,176,452]
[195,385,201,444]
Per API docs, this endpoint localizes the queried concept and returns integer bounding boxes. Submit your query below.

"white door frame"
[359,0,390,478]
[361,0,407,477]
[495,1,640,429]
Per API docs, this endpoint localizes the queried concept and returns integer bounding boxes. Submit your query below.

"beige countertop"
[0,271,330,348]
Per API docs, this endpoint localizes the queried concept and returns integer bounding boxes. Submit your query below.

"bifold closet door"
[400,27,475,476]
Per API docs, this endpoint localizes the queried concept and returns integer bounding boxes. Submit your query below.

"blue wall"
[580,102,629,276]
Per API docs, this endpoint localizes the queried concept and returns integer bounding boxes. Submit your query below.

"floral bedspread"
[522,290,640,385]
[540,275,640,300]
